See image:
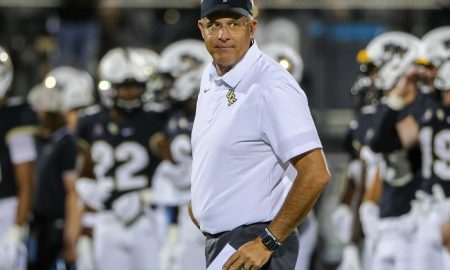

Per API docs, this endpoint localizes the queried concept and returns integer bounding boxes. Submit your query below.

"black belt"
[202,221,271,238]
[202,231,227,238]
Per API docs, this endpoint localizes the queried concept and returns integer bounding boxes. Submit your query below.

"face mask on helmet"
[159,39,211,79]
[0,46,13,101]
[365,31,421,91]
[146,71,174,105]
[261,43,304,82]
[98,47,159,113]
[434,60,450,92]
[113,80,147,112]
[44,66,95,112]
[169,70,202,103]
[350,50,382,110]
[350,75,381,110]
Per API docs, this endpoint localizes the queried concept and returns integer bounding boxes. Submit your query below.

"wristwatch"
[261,228,282,251]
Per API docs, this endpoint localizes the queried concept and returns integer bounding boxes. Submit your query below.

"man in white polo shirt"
[189,1,331,269]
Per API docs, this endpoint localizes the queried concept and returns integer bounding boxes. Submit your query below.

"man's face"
[115,83,144,101]
[198,11,257,74]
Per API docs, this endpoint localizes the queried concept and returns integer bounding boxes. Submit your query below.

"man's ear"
[198,20,206,40]
[249,20,258,38]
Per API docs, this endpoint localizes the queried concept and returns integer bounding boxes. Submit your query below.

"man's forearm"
[14,161,34,226]
[269,149,330,242]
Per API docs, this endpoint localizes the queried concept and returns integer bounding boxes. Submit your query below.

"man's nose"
[217,27,231,41]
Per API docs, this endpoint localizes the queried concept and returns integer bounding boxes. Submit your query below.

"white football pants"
[94,211,160,270]
[295,211,318,270]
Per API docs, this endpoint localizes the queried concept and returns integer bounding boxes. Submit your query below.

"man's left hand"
[222,237,272,270]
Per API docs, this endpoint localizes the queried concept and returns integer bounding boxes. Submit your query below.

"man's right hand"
[388,66,433,108]
[75,177,112,211]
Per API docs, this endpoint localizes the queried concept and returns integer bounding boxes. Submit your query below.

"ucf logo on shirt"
[226,89,237,106]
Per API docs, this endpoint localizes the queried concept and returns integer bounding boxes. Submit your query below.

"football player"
[0,46,37,270]
[47,67,95,270]
[75,47,165,270]
[151,39,210,270]
[27,81,71,270]
[365,28,450,270]
[335,47,382,270]
[332,31,424,270]
[361,32,425,270]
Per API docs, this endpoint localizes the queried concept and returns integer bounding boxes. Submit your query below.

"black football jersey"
[33,127,77,220]
[345,105,379,157]
[369,103,423,217]
[418,106,450,197]
[0,98,38,199]
[76,106,165,209]
[409,92,439,125]
[164,109,195,141]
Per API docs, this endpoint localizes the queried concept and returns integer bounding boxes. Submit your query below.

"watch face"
[262,234,278,251]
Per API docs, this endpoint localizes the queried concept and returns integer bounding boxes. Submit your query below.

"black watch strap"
[261,228,282,251]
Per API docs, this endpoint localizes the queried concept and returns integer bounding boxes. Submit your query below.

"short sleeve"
[259,82,322,163]
[75,113,94,146]
[58,135,77,172]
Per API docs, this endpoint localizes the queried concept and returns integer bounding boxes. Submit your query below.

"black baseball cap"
[201,0,254,19]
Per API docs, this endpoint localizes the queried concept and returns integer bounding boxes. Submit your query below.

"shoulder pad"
[6,96,25,107]
[79,104,102,117]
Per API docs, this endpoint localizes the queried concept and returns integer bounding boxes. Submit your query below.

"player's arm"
[13,162,34,227]
[61,137,82,263]
[373,66,431,151]
[395,114,419,149]
[150,131,175,162]
[223,148,330,270]
[7,129,37,228]
[63,171,82,263]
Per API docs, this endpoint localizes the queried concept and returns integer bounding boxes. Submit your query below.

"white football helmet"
[365,31,421,91]
[261,42,304,82]
[98,47,159,110]
[170,69,202,102]
[434,60,450,91]
[419,26,450,67]
[159,39,211,78]
[44,66,95,111]
[27,83,62,113]
[262,18,300,53]
[0,46,13,100]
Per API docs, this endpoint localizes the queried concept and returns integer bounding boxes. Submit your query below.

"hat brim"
[201,5,251,19]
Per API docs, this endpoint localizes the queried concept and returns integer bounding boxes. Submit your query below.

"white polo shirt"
[190,42,322,234]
